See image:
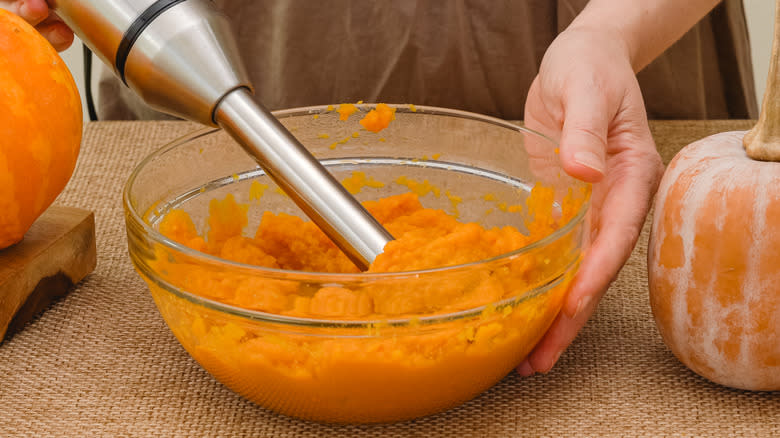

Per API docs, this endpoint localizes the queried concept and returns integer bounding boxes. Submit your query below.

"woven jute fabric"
[1,120,776,437]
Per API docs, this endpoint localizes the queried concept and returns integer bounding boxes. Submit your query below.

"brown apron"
[97,0,757,121]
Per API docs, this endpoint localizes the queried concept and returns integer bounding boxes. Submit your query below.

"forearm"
[568,0,722,72]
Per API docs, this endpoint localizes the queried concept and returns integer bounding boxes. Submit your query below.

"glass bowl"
[124,104,590,423]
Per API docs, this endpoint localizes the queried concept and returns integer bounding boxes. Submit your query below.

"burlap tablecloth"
[1,120,777,437]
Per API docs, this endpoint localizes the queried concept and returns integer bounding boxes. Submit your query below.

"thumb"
[559,86,611,183]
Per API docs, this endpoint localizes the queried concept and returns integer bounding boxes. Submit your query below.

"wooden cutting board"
[0,206,96,342]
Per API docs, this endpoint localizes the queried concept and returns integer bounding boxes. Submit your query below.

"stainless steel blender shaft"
[51,0,393,269]
[215,90,393,267]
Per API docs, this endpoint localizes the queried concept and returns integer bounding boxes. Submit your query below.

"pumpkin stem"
[744,0,780,161]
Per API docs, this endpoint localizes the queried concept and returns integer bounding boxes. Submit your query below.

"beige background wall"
[61,1,776,122]
[745,0,775,109]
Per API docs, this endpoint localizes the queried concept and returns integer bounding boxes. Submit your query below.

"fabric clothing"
[97,0,757,122]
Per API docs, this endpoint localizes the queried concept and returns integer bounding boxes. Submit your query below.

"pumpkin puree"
[359,103,396,133]
[145,181,584,422]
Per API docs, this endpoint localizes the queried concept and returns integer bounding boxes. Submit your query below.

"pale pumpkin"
[0,9,83,249]
[647,1,780,391]
[648,131,780,391]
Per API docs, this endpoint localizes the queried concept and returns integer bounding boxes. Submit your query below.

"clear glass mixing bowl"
[124,104,590,423]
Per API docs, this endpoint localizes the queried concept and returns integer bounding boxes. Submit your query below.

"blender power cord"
[83,43,98,121]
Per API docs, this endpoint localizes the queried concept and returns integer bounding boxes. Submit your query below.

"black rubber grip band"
[115,0,188,85]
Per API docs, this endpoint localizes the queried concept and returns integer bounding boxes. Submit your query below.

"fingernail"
[516,360,535,377]
[573,151,605,175]
[48,29,68,45]
[39,27,71,50]
[574,295,592,319]
[542,350,563,374]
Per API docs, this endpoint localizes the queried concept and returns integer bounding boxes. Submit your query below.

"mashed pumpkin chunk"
[359,103,396,133]
[340,171,385,195]
[206,193,248,252]
[337,103,358,120]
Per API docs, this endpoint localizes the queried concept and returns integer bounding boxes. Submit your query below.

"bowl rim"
[123,104,590,325]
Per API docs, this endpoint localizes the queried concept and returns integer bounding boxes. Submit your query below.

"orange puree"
[147,184,585,422]
[340,171,385,195]
[336,103,358,120]
[359,103,396,133]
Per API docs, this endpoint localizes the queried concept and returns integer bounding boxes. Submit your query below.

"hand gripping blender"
[51,0,393,269]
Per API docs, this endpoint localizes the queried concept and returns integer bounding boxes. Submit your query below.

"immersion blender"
[50,0,393,270]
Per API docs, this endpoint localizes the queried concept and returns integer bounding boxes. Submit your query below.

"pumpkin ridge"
[738,170,769,384]
[672,138,733,360]
[701,170,752,373]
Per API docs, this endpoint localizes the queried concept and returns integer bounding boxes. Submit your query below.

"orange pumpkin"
[648,131,780,391]
[0,9,83,249]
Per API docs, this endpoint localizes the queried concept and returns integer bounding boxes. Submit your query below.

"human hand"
[518,26,665,375]
[0,0,73,51]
